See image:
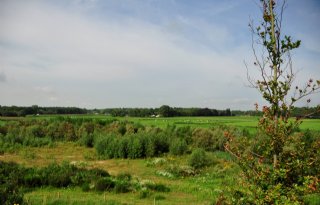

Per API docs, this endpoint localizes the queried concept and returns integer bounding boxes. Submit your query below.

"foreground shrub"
[226,125,320,204]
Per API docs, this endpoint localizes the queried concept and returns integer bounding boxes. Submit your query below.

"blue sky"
[0,0,319,109]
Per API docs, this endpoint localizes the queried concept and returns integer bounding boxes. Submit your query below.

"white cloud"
[0,0,318,109]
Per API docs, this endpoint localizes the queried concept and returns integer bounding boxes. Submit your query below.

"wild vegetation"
[224,0,320,204]
[0,115,319,204]
[1,0,319,204]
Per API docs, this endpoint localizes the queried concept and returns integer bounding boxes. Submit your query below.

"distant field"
[1,115,319,132]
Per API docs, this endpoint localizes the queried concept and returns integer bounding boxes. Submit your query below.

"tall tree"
[246,0,320,166]
[224,0,320,204]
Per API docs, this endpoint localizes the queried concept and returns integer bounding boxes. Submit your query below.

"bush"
[95,134,115,158]
[95,177,115,191]
[81,183,90,192]
[0,161,25,205]
[39,162,75,187]
[139,189,151,199]
[188,148,210,169]
[304,194,320,205]
[0,182,24,205]
[0,126,8,135]
[78,133,94,147]
[88,168,110,178]
[26,125,45,138]
[116,172,132,181]
[94,132,172,159]
[154,194,166,200]
[149,133,169,156]
[175,126,193,144]
[164,165,195,177]
[118,124,126,136]
[192,127,226,151]
[0,160,115,199]
[23,169,42,187]
[169,138,188,155]
[116,137,129,158]
[114,180,130,193]
[127,136,143,159]
[145,183,170,192]
[192,128,215,151]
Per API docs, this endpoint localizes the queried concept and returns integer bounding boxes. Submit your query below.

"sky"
[0,0,319,110]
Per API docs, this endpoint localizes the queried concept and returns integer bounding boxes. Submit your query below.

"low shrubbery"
[0,117,252,161]
[0,160,172,204]
[169,138,188,155]
[188,148,212,169]
[0,161,113,204]
[0,118,115,150]
[191,126,242,152]
[94,133,171,159]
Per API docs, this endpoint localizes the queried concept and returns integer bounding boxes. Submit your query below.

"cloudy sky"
[0,0,319,109]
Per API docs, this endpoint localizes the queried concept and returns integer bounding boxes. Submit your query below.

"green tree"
[159,105,173,117]
[245,0,320,166]
[225,0,320,204]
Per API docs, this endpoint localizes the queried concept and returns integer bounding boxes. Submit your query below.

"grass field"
[1,143,238,205]
[1,115,319,137]
[11,114,320,131]
[1,115,319,204]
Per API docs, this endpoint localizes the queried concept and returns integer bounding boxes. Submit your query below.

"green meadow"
[22,114,320,131]
[1,115,319,204]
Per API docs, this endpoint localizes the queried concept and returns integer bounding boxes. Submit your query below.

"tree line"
[104,105,232,117]
[0,105,87,117]
[0,105,318,118]
[0,105,232,117]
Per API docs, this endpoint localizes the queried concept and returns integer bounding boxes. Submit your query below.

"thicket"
[0,117,238,159]
[0,117,116,150]
[188,148,212,169]
[0,161,110,204]
[0,161,171,204]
